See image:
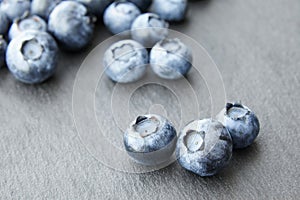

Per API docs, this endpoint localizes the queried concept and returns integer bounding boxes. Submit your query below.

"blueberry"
[8,15,47,41]
[150,0,187,22]
[72,0,112,17]
[48,1,95,51]
[0,0,30,21]
[104,1,141,35]
[103,39,148,83]
[0,11,9,35]
[217,102,260,149]
[6,31,58,84]
[124,114,177,166]
[0,36,7,68]
[176,119,233,176]
[31,0,62,20]
[150,38,192,79]
[131,13,169,47]
[126,0,152,11]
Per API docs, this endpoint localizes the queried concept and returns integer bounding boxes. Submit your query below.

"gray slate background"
[0,0,299,199]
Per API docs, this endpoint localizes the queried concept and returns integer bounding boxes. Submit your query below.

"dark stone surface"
[0,0,299,199]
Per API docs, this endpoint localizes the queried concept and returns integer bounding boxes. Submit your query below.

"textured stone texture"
[0,0,299,199]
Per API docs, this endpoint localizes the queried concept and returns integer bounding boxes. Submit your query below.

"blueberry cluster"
[0,0,188,84]
[103,0,191,83]
[124,103,260,176]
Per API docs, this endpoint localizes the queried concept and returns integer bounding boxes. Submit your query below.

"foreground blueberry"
[150,0,187,22]
[72,0,112,17]
[103,39,148,83]
[8,15,47,41]
[126,0,152,11]
[48,1,95,51]
[150,38,192,79]
[6,31,58,84]
[217,102,260,149]
[131,13,169,47]
[0,0,31,21]
[104,1,141,35]
[176,119,232,176]
[0,36,7,68]
[0,11,9,35]
[124,114,177,165]
[31,0,61,20]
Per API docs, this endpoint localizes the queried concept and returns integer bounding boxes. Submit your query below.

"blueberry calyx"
[112,43,137,62]
[21,39,44,61]
[225,102,250,120]
[160,38,181,54]
[183,130,205,153]
[133,116,160,138]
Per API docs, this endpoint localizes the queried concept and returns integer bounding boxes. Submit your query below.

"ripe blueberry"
[104,1,141,35]
[131,13,169,47]
[103,39,148,83]
[124,114,177,166]
[48,1,95,51]
[217,102,260,149]
[150,38,192,79]
[176,119,233,176]
[150,0,188,22]
[6,31,58,84]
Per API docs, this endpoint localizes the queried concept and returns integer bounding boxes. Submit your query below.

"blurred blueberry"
[0,0,31,21]
[0,36,7,68]
[150,0,187,22]
[176,119,233,176]
[31,0,61,20]
[124,114,177,165]
[150,38,192,79]
[8,15,47,41]
[6,31,58,84]
[217,102,260,149]
[104,39,148,83]
[104,1,141,35]
[0,11,9,35]
[131,13,169,47]
[126,0,152,11]
[72,0,112,17]
[48,1,95,51]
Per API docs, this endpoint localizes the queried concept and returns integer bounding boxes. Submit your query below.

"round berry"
[104,1,141,35]
[217,102,260,149]
[48,1,95,51]
[124,114,177,166]
[176,119,233,176]
[6,31,58,84]
[131,13,169,47]
[103,39,148,83]
[150,0,188,22]
[150,38,192,79]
